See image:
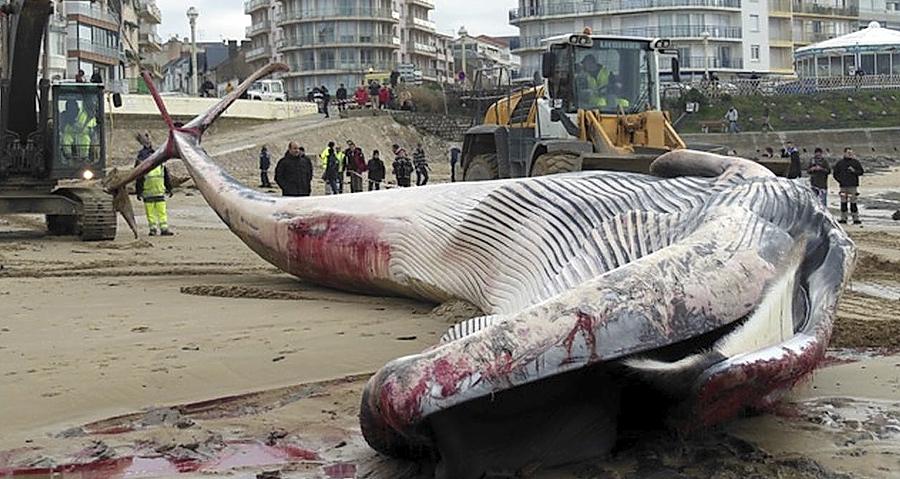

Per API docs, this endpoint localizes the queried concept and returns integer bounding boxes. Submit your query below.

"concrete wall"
[681,127,900,158]
[110,95,318,121]
[390,112,471,141]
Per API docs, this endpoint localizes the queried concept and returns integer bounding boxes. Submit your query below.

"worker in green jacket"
[135,134,173,236]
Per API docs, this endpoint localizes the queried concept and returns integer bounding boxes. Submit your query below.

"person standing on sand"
[807,147,831,207]
[344,140,367,193]
[259,146,272,188]
[275,142,313,197]
[412,143,430,186]
[392,144,414,187]
[367,150,386,191]
[833,147,865,225]
[783,141,802,179]
[134,133,174,236]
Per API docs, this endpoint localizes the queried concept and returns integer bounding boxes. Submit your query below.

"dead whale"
[111,66,857,478]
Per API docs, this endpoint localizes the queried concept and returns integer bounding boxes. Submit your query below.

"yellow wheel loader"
[461,32,786,180]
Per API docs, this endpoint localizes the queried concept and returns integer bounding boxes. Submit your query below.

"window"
[750,14,760,32]
[751,44,760,61]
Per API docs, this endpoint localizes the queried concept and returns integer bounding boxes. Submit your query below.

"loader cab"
[52,83,106,180]
[543,34,668,114]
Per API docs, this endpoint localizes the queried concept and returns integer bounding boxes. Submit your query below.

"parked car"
[247,80,287,101]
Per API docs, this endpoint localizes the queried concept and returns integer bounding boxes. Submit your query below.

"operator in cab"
[60,99,98,162]
[576,53,631,111]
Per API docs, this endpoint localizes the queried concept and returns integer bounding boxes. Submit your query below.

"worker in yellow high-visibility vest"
[579,55,610,109]
[60,99,97,161]
[134,134,173,236]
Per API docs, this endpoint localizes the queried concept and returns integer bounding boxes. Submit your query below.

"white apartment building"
[244,0,453,98]
[450,34,521,82]
[510,0,868,78]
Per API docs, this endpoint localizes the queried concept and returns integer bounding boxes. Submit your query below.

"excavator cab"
[52,84,106,180]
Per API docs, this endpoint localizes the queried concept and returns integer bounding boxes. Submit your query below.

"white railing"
[667,74,900,98]
[244,0,270,14]
[411,17,436,31]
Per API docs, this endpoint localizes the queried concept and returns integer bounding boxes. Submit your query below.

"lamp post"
[458,26,468,88]
[701,30,710,79]
[187,6,199,96]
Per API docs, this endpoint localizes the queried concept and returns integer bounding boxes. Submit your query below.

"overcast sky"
[156,0,519,43]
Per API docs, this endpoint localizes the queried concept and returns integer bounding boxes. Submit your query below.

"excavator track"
[76,189,117,241]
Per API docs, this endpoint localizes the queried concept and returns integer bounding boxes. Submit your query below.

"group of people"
[259,141,431,197]
[776,142,865,224]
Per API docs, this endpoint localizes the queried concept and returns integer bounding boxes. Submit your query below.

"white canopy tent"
[794,22,900,78]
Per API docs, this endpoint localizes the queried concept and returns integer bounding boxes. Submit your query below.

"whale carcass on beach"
[113,64,857,478]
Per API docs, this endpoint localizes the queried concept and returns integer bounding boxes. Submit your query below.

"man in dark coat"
[833,147,865,224]
[392,144,414,187]
[807,147,831,206]
[367,150,386,191]
[782,141,802,179]
[412,143,430,186]
[275,142,313,197]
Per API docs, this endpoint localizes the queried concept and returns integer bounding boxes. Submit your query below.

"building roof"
[796,21,900,56]
[475,35,509,48]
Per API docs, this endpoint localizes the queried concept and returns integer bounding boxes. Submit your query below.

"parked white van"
[247,80,287,101]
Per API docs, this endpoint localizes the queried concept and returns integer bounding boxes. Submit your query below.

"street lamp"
[701,30,710,80]
[458,26,468,88]
[187,6,199,96]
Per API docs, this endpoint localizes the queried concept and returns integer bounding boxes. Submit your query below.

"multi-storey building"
[450,34,520,83]
[509,0,867,78]
[135,0,163,83]
[244,0,286,73]
[64,0,123,81]
[276,0,399,97]
[858,0,900,29]
[244,0,454,98]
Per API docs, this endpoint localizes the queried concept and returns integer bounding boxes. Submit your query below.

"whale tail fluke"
[104,63,290,193]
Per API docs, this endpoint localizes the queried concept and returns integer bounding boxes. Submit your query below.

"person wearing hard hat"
[578,54,610,109]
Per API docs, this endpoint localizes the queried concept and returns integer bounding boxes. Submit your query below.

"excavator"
[0,0,117,240]
[461,30,786,180]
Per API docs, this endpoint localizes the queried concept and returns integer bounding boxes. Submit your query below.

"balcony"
[244,0,269,14]
[410,41,438,56]
[67,38,119,63]
[609,24,743,39]
[408,0,435,8]
[510,0,741,23]
[280,34,397,50]
[792,1,858,17]
[768,0,792,16]
[139,32,162,51]
[245,45,271,62]
[279,7,397,25]
[409,16,436,31]
[246,21,271,37]
[681,56,744,69]
[284,61,395,77]
[64,1,119,27]
[793,30,838,44]
[137,0,162,24]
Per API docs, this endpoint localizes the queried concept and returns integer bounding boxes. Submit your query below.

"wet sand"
[2,136,900,477]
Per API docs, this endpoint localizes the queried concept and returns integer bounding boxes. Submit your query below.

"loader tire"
[463,154,499,182]
[530,152,583,177]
